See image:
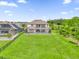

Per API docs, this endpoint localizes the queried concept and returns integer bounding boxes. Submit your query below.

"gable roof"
[0,24,11,29]
[9,22,21,29]
[0,22,20,29]
[29,20,48,24]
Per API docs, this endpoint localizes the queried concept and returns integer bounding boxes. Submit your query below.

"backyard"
[0,33,79,59]
[0,41,10,47]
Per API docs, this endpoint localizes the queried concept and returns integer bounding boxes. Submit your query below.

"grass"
[0,41,10,47]
[0,33,79,59]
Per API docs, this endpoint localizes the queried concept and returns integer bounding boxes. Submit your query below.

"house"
[0,21,20,36]
[27,20,51,33]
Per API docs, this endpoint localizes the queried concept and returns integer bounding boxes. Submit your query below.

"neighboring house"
[0,21,20,36]
[27,20,51,33]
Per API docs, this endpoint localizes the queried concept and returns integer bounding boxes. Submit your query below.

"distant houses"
[0,20,51,36]
[27,20,51,33]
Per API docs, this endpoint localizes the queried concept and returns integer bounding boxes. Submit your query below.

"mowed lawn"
[0,33,79,59]
[0,41,10,47]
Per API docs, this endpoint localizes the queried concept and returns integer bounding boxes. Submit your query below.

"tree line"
[47,16,79,40]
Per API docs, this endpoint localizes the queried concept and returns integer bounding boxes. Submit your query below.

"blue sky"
[0,0,79,21]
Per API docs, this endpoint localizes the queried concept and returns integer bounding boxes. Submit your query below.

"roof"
[11,24,21,29]
[9,22,21,29]
[0,24,11,28]
[29,20,48,24]
[10,24,18,29]
[0,23,20,29]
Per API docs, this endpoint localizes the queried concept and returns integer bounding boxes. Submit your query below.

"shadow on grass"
[0,32,23,53]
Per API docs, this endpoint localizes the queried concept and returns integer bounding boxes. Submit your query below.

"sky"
[0,0,79,22]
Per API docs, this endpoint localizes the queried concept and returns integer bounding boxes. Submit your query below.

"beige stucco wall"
[27,28,49,33]
[27,24,50,33]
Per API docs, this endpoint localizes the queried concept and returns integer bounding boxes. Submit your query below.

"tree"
[21,24,27,30]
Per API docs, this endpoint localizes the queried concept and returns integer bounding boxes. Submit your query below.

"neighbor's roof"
[0,24,11,28]
[29,20,48,24]
[10,24,18,29]
[0,23,20,29]
[9,22,21,29]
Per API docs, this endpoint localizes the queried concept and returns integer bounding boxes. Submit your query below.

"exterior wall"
[27,29,34,33]
[27,24,36,27]
[45,29,49,33]
[27,23,50,33]
[0,29,17,36]
[27,28,50,33]
[27,25,31,27]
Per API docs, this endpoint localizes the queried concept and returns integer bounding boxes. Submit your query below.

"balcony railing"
[27,26,49,29]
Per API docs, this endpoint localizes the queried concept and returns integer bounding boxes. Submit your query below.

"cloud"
[29,9,34,12]
[7,13,13,16]
[0,1,18,7]
[63,0,72,4]
[18,0,27,4]
[69,10,74,13]
[75,8,79,11]
[4,10,11,13]
[61,11,68,15]
[4,10,13,17]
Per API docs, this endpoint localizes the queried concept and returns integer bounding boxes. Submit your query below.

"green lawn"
[0,41,10,47]
[0,33,79,59]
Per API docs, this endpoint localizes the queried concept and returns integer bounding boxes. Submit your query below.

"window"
[1,24,11,28]
[36,24,40,28]
[36,29,40,32]
[41,29,45,32]
[1,31,8,33]
[31,24,33,26]
[41,24,45,28]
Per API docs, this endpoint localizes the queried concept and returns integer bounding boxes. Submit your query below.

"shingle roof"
[29,20,48,24]
[9,23,21,29]
[0,22,20,29]
[0,24,11,28]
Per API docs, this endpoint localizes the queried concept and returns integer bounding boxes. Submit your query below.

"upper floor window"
[1,31,9,33]
[41,24,45,28]
[31,24,33,26]
[36,24,40,28]
[36,24,46,28]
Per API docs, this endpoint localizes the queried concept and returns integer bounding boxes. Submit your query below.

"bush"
[7,34,12,38]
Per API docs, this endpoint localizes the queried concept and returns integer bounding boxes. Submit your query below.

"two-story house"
[27,20,51,33]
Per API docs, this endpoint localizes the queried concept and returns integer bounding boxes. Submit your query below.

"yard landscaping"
[0,33,79,59]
